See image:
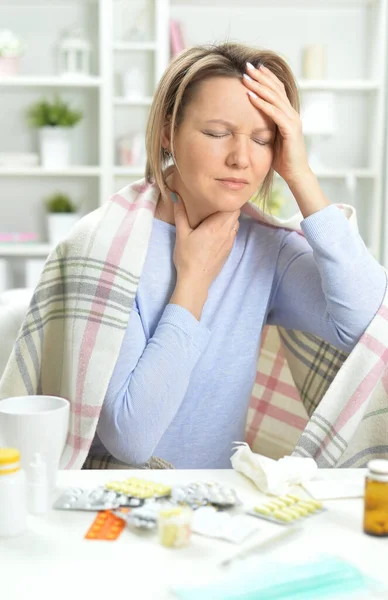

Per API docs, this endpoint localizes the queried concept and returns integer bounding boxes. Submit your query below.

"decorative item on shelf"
[117,133,146,167]
[122,9,147,42]
[0,152,39,168]
[121,66,147,100]
[58,29,91,78]
[0,29,24,77]
[26,95,83,169]
[301,92,336,170]
[170,20,185,58]
[0,232,38,244]
[301,44,327,80]
[44,192,79,246]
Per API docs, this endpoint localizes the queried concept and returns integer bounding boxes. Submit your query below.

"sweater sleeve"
[267,204,387,352]
[97,302,211,465]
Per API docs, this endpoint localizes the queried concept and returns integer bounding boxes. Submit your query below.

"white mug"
[0,395,70,488]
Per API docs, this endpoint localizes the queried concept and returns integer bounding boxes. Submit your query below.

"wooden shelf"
[114,97,153,106]
[0,75,102,88]
[299,80,381,91]
[113,42,157,51]
[171,0,374,6]
[0,244,52,258]
[313,169,376,178]
[0,167,101,177]
[114,166,145,177]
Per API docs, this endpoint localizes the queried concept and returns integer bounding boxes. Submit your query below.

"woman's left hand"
[242,62,310,186]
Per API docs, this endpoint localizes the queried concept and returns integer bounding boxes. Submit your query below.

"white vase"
[47,213,79,246]
[0,56,20,77]
[39,127,71,169]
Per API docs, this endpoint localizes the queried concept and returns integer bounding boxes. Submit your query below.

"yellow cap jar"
[0,448,21,475]
[0,447,27,537]
[363,459,388,537]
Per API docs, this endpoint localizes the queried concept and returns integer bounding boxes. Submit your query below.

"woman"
[89,43,386,469]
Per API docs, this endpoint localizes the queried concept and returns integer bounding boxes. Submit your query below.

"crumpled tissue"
[230,442,318,496]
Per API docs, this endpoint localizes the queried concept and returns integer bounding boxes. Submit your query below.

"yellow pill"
[294,506,309,517]
[298,501,317,513]
[270,499,288,509]
[286,494,301,503]
[254,505,272,516]
[273,510,294,522]
[282,507,302,519]
[305,499,323,510]
[279,496,295,506]
[264,502,281,512]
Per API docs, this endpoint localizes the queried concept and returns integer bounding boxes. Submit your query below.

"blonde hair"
[145,42,299,205]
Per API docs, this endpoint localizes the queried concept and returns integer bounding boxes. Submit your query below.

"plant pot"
[39,127,71,169]
[47,213,79,246]
[0,57,20,77]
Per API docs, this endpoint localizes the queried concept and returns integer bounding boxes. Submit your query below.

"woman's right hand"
[170,195,240,320]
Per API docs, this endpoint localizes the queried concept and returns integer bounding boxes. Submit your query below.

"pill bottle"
[0,448,27,537]
[28,452,49,515]
[158,506,193,548]
[363,459,388,537]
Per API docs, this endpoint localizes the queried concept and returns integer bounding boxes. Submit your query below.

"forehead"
[184,76,275,132]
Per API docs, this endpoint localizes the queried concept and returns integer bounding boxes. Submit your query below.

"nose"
[226,134,250,169]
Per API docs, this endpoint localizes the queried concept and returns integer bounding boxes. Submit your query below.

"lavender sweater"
[91,205,386,468]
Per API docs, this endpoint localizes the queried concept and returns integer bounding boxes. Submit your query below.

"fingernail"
[257,61,263,70]
[171,192,178,203]
[246,62,255,71]
[243,73,254,82]
[247,90,258,99]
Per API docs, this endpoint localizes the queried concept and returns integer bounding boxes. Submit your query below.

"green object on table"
[173,555,380,600]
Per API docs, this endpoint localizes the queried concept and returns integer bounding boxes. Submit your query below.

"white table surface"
[0,468,387,600]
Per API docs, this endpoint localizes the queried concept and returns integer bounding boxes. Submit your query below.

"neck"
[156,168,212,229]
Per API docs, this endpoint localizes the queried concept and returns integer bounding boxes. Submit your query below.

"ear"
[161,120,172,152]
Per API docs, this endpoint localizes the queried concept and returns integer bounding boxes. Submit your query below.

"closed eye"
[252,138,271,146]
[203,131,230,138]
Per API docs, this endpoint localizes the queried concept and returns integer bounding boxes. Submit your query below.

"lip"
[217,178,249,190]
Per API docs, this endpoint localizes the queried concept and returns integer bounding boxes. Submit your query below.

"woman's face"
[166,76,276,218]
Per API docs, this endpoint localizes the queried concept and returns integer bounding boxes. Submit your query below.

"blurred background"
[0,0,387,292]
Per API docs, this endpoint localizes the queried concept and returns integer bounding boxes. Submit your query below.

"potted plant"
[0,30,24,77]
[45,192,79,246]
[27,95,83,169]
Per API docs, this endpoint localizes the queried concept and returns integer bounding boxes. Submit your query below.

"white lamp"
[301,92,336,170]
[59,29,91,78]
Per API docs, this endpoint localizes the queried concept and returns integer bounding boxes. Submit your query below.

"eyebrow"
[204,119,273,135]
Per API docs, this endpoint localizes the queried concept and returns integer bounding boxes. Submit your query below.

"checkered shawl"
[0,180,387,470]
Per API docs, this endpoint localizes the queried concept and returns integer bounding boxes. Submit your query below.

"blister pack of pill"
[247,493,325,525]
[105,477,171,500]
[114,501,176,530]
[171,481,240,509]
[53,487,129,511]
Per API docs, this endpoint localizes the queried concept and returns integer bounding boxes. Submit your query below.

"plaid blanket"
[0,180,387,469]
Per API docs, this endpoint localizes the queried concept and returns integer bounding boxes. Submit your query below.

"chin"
[218,189,251,206]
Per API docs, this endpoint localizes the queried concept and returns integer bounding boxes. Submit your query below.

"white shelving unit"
[114,41,157,51]
[0,167,101,177]
[0,244,52,258]
[0,0,171,289]
[112,0,170,194]
[0,75,102,88]
[113,97,153,106]
[0,0,388,289]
